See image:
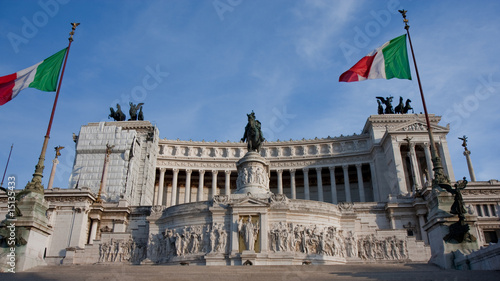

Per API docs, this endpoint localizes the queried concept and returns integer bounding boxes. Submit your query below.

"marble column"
[197,169,205,202]
[439,140,455,182]
[47,158,59,190]
[157,168,166,205]
[355,164,365,202]
[185,169,192,203]
[390,140,407,195]
[369,162,380,202]
[276,169,283,194]
[225,170,231,196]
[88,219,99,245]
[329,166,337,204]
[464,150,476,182]
[171,168,179,206]
[290,169,296,199]
[423,142,434,182]
[303,168,310,200]
[211,170,218,199]
[408,143,422,193]
[342,165,351,202]
[315,167,324,202]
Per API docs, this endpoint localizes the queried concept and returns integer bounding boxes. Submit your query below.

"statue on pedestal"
[440,177,476,243]
[241,111,265,152]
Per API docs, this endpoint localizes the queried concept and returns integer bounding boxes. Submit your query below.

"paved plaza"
[4,263,500,281]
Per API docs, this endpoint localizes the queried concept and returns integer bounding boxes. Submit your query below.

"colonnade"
[153,162,379,207]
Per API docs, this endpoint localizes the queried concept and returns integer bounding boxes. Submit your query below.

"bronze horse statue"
[394,96,404,114]
[403,99,414,114]
[241,111,265,152]
[109,104,126,121]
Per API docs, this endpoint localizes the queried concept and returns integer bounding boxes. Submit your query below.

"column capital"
[172,168,179,173]
[199,169,205,175]
[186,169,192,175]
[355,163,362,169]
[212,170,219,175]
[328,166,336,171]
[225,170,231,175]
[276,169,283,174]
[342,164,349,170]
[160,167,167,173]
[289,168,296,175]
[302,167,309,173]
[315,167,322,172]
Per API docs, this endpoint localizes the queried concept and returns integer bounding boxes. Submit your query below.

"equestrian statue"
[241,111,265,152]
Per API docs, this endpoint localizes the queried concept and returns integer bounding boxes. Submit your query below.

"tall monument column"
[276,169,283,194]
[329,166,337,204]
[459,135,476,182]
[225,170,231,195]
[355,164,365,202]
[315,167,323,202]
[342,165,352,202]
[197,169,205,201]
[211,170,218,199]
[290,169,296,199]
[157,168,166,205]
[185,169,192,203]
[171,168,179,206]
[303,168,310,200]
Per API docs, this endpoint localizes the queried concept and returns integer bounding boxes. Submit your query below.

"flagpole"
[0,144,14,188]
[24,23,80,194]
[398,10,450,187]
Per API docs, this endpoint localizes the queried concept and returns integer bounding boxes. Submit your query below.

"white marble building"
[1,113,499,267]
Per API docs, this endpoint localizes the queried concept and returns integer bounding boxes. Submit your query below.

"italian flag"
[0,48,67,105]
[339,34,411,82]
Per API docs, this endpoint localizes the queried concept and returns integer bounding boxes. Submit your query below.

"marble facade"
[1,114,499,269]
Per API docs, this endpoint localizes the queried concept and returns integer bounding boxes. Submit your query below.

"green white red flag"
[339,34,411,82]
[0,48,67,105]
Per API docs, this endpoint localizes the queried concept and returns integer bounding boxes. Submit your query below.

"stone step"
[4,263,500,281]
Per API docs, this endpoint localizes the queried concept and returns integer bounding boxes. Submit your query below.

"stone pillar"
[185,169,192,203]
[355,164,365,202]
[463,150,476,182]
[171,168,179,206]
[88,219,99,245]
[423,142,434,181]
[390,139,407,195]
[369,162,380,202]
[315,167,323,202]
[303,168,310,200]
[225,170,231,195]
[408,143,422,193]
[342,165,352,202]
[259,213,269,253]
[329,166,337,204]
[417,212,429,244]
[197,169,205,202]
[290,169,296,199]
[211,170,218,199]
[276,169,283,194]
[157,168,166,205]
[47,158,59,190]
[438,140,456,182]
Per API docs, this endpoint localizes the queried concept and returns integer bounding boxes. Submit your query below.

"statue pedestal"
[234,152,270,195]
[13,192,52,272]
[424,189,479,269]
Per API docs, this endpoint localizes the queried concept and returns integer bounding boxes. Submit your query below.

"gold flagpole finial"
[398,10,409,30]
[69,22,80,42]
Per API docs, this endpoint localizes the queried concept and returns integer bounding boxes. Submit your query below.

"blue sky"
[1,0,499,190]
